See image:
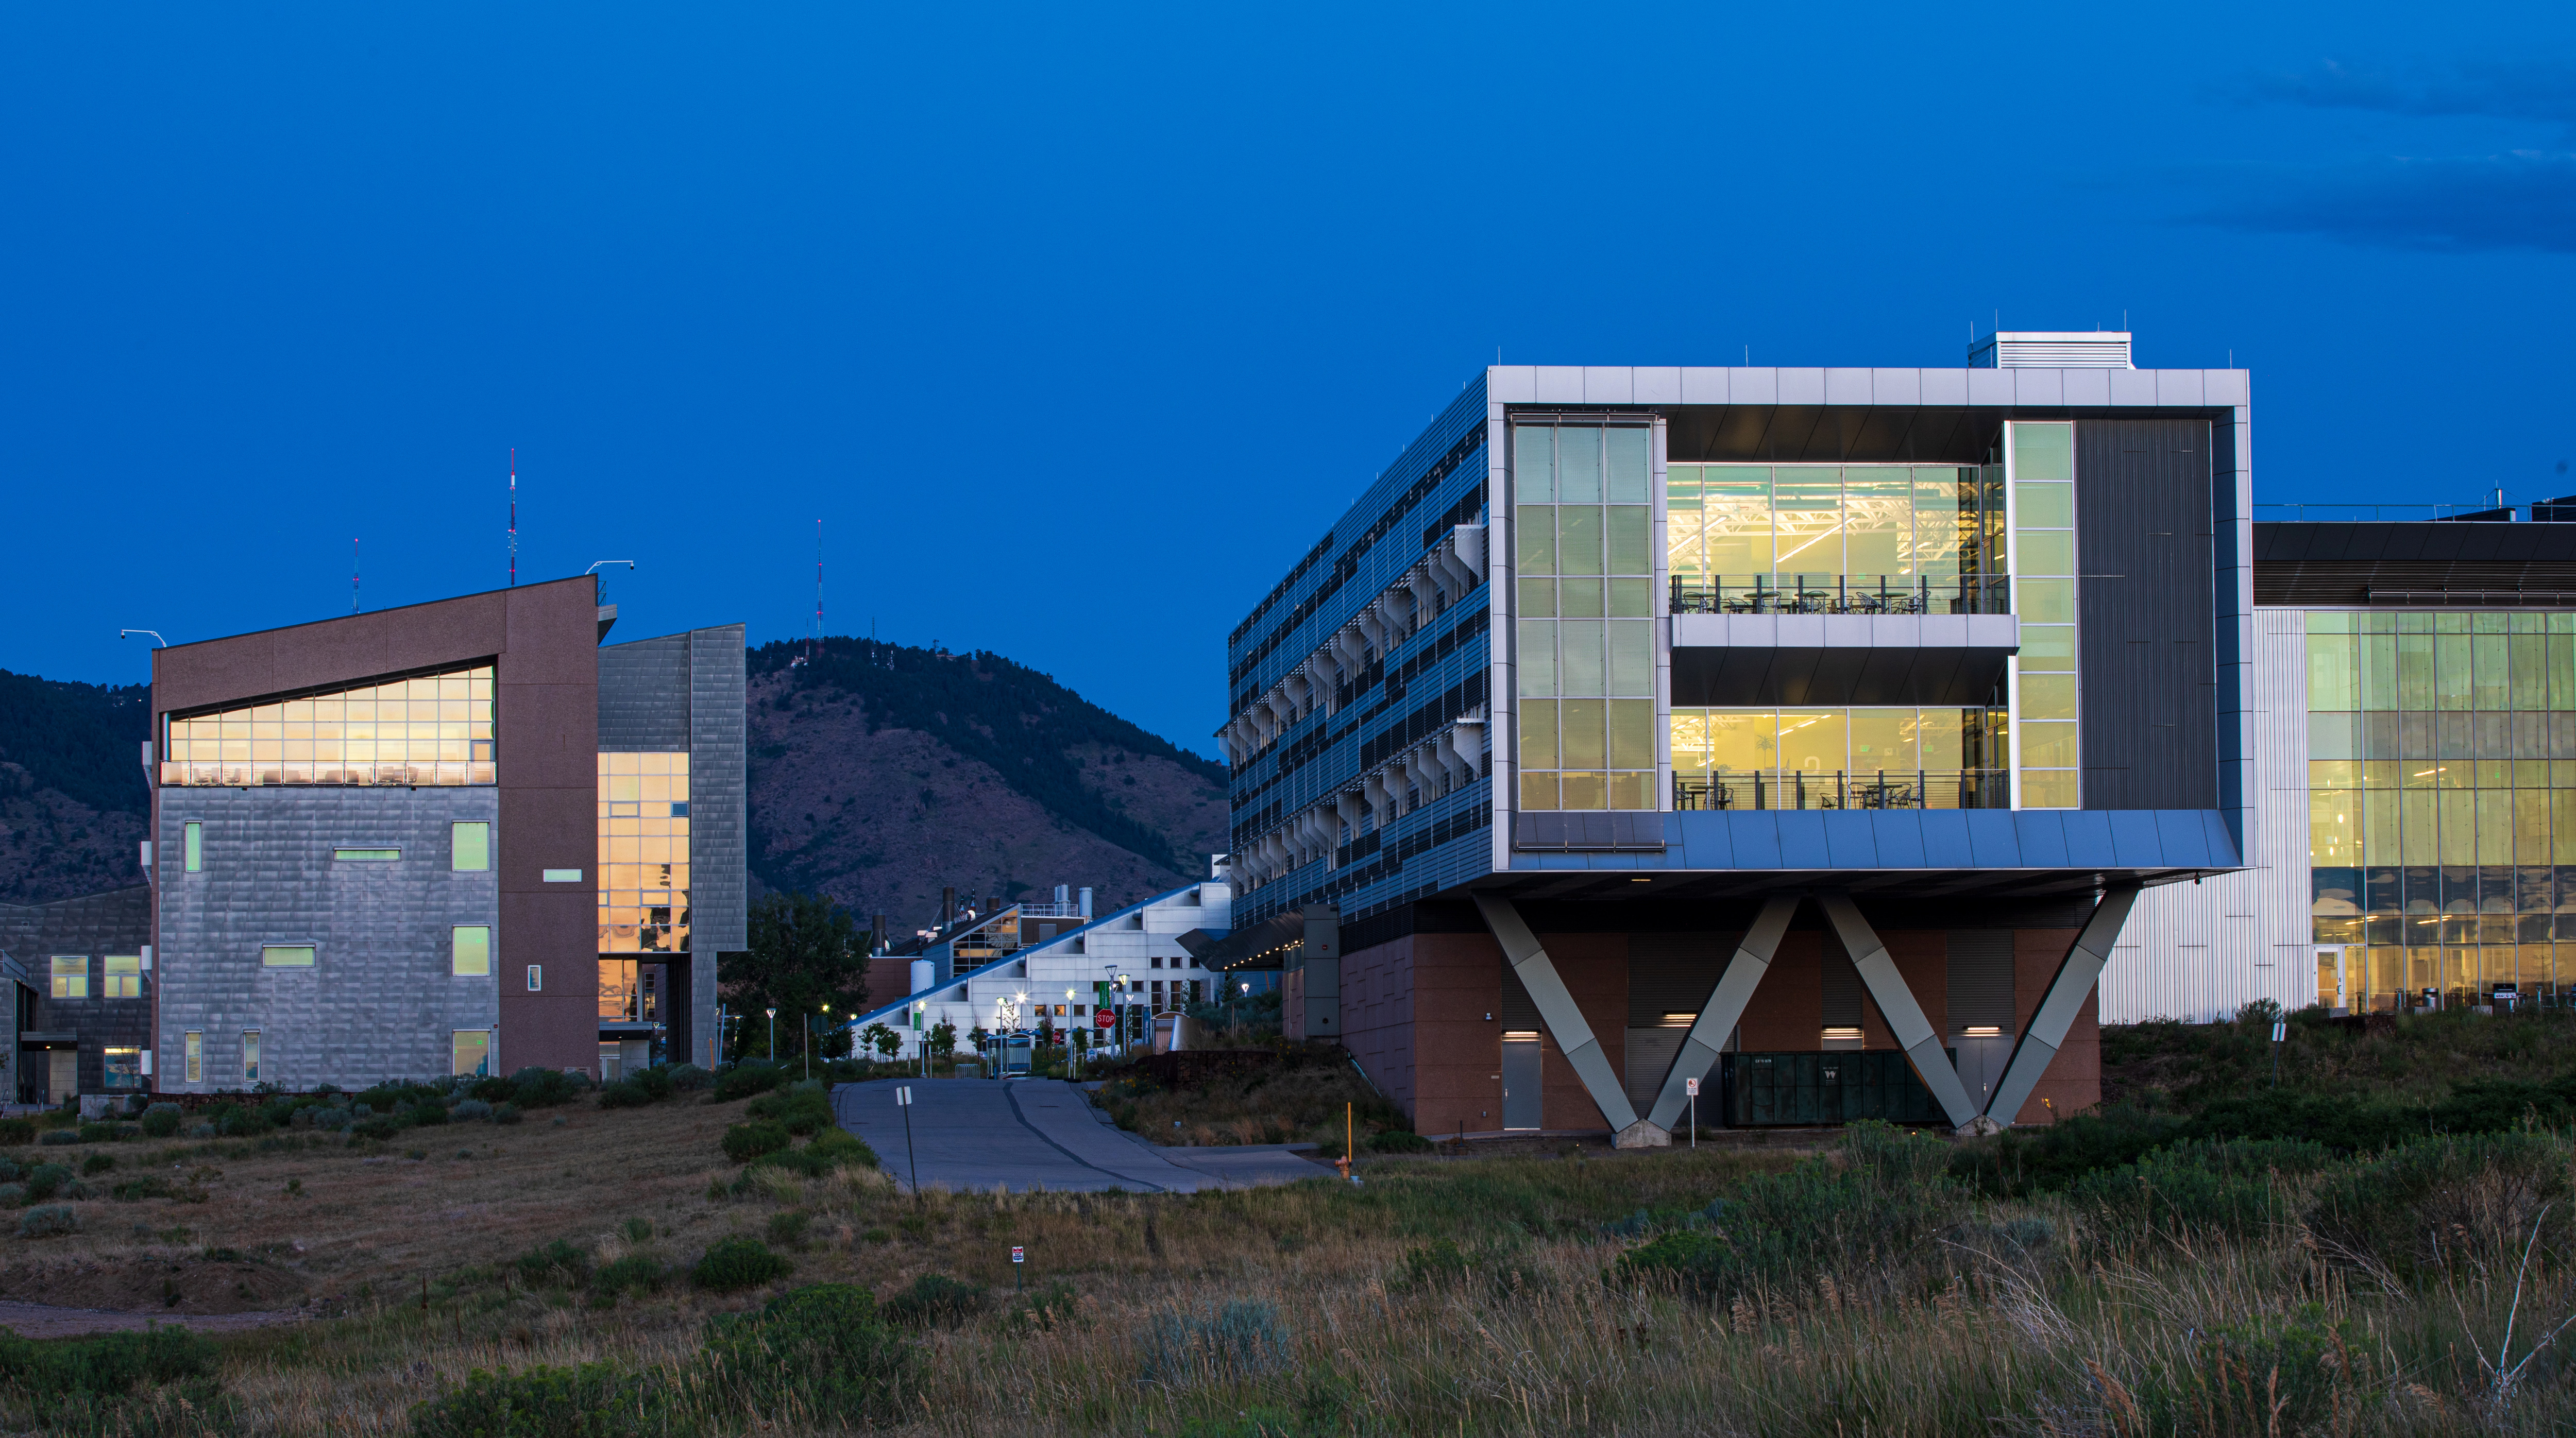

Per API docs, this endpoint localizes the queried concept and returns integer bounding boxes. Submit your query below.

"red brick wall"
[1738,931,1823,1050]
[1405,932,1502,1139]
[1533,932,1626,1132]
[2012,928,2096,1124]
[1340,936,1412,1111]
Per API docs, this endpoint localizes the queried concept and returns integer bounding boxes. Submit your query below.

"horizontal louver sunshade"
[1971,333,2134,369]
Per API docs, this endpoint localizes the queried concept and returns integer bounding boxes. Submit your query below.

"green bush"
[702,1283,913,1422]
[721,1123,791,1164]
[765,1211,811,1249]
[513,1240,594,1288]
[1365,1129,1433,1154]
[628,1066,674,1102]
[1616,1123,1961,1302]
[138,1104,183,1139]
[0,1120,31,1146]
[712,1063,787,1103]
[19,1205,79,1239]
[2067,1138,2330,1238]
[2130,1305,2366,1436]
[408,1361,665,1437]
[0,1324,216,1422]
[590,1253,666,1300]
[595,1082,653,1110]
[2307,1132,2576,1280]
[492,1102,523,1126]
[805,1127,876,1167]
[504,1067,584,1109]
[745,1089,833,1136]
[880,1273,987,1328]
[668,1064,713,1092]
[22,1163,72,1202]
[692,1236,792,1292]
[37,1130,79,1148]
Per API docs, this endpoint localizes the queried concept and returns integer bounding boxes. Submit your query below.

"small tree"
[930,1021,957,1063]
[865,1022,902,1062]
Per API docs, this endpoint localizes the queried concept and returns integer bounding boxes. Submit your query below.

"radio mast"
[509,450,519,587]
[352,538,361,612]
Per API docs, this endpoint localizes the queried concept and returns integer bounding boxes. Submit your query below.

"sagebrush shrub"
[514,1239,593,1287]
[408,1361,665,1437]
[2068,1138,2330,1238]
[692,1236,792,1292]
[1136,1299,1294,1385]
[22,1163,71,1202]
[590,1253,666,1299]
[138,1104,183,1139]
[19,1205,78,1238]
[596,1082,653,1110]
[36,1131,78,1148]
[882,1273,988,1328]
[492,1102,523,1126]
[721,1122,791,1163]
[0,1323,214,1423]
[702,1283,912,1420]
[451,1099,493,1122]
[2306,1131,2575,1280]
[668,1064,713,1092]
[713,1063,787,1103]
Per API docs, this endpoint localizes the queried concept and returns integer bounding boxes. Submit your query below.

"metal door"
[1500,1038,1542,1131]
[1953,1036,2011,1114]
[2316,949,2346,1011]
[46,1050,76,1102]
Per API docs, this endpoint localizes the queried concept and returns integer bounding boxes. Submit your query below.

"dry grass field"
[4,1035,2575,1437]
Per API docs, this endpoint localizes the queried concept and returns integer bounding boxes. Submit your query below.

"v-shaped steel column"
[1984,883,2140,1125]
[1644,894,1798,1131]
[1815,891,1980,1130]
[1472,892,1640,1134]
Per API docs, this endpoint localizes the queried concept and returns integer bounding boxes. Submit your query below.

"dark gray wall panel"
[598,637,691,750]
[2077,419,2219,809]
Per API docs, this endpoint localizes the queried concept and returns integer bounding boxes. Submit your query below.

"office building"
[0,885,153,1102]
[1204,336,2251,1139]
[146,575,744,1090]
[2106,517,2576,1022]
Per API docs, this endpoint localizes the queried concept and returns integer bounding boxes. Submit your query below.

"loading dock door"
[1501,1038,1543,1131]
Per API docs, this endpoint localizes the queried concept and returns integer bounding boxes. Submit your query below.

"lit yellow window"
[49,956,86,1000]
[103,955,141,999]
[451,927,492,978]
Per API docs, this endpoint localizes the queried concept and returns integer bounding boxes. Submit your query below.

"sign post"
[1685,1076,1699,1149]
[2269,1021,2286,1087]
[895,1085,919,1195]
[1011,1244,1024,1292]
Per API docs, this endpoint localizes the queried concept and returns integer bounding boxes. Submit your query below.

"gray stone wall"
[155,788,500,1089]
[689,625,747,1070]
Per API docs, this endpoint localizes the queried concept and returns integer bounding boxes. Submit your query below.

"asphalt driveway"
[831,1077,1325,1193]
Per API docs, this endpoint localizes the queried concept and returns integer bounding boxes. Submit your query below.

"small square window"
[261,945,316,968]
[49,956,87,1000]
[104,1047,143,1089]
[527,965,544,992]
[103,955,141,998]
[452,822,490,872]
[452,1031,491,1078]
[451,927,492,978]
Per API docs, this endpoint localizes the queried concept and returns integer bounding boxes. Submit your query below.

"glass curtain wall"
[600,752,691,954]
[2009,423,2079,808]
[161,663,496,787]
[1671,707,2009,810]
[1517,422,1655,811]
[1666,465,2004,614]
[2309,610,2576,1010]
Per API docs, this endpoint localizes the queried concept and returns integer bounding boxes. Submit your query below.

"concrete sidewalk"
[832,1077,1327,1194]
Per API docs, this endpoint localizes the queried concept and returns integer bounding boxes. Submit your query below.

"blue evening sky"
[4,3,2570,757]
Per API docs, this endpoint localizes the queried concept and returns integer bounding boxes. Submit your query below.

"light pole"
[766,1007,776,1064]
[1117,974,1132,1056]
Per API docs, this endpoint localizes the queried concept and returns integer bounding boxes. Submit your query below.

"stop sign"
[1094,1009,1116,1029]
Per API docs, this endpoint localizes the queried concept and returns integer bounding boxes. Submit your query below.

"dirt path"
[0,1300,307,1340]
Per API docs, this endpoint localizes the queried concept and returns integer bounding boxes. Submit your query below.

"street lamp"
[766,1007,776,1063]
[1117,974,1132,1055]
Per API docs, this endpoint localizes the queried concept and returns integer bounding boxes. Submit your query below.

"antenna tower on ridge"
[352,538,361,612]
[509,450,519,587]
[812,519,823,662]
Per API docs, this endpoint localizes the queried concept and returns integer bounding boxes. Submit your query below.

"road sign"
[1094,1009,1115,1028]
[1685,1077,1699,1097]
[1011,1246,1024,1264]
[2270,1022,2286,1043]
[896,1086,912,1107]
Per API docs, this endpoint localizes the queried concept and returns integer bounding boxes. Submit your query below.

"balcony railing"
[1669,574,2010,617]
[1673,769,2010,812]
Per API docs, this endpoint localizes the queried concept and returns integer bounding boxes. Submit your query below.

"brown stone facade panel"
[1340,935,1415,1117]
[1409,931,1503,1138]
[1888,929,1948,1043]
[1533,932,1625,1132]
[496,686,600,797]
[501,989,601,1076]
[150,579,572,715]
[1738,931,1822,1051]
[2013,927,2095,1124]
[499,892,596,1073]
